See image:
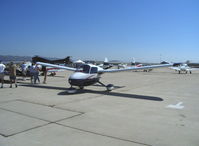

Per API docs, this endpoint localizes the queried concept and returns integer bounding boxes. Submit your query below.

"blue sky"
[0,0,199,62]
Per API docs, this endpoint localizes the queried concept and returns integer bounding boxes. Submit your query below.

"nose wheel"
[79,86,84,90]
[67,87,77,94]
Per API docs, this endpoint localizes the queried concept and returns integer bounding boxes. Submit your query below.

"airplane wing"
[169,67,181,71]
[169,67,199,71]
[36,62,76,71]
[47,69,66,72]
[188,68,199,71]
[99,64,173,73]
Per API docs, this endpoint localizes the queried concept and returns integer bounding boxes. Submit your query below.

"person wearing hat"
[0,61,6,88]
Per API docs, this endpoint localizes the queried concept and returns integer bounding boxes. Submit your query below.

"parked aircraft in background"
[32,56,73,76]
[36,61,173,93]
[130,58,152,72]
[170,63,199,74]
[187,63,199,68]
[32,56,72,64]
[99,58,132,69]
[98,58,113,69]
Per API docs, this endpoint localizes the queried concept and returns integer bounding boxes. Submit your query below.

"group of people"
[28,63,41,84]
[0,61,18,88]
[21,62,47,84]
[0,61,47,88]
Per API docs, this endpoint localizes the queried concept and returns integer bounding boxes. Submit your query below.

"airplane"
[130,58,152,72]
[99,58,130,69]
[32,56,74,76]
[36,61,173,93]
[98,57,113,69]
[170,63,199,74]
[32,56,72,64]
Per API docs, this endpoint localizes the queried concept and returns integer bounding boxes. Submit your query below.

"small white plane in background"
[36,61,173,93]
[170,63,199,74]
[98,57,113,69]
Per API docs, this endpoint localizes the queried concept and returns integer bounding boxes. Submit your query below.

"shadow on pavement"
[20,84,163,101]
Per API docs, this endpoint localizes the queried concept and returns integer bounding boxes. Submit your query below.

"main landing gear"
[178,71,192,74]
[97,81,114,91]
[67,81,115,94]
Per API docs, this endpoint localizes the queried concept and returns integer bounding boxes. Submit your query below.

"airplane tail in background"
[103,57,109,66]
[132,58,136,64]
[98,57,112,69]
[104,57,108,63]
[131,58,136,66]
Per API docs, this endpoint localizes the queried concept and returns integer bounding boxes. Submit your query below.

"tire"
[106,84,114,91]
[79,86,84,89]
[67,87,77,94]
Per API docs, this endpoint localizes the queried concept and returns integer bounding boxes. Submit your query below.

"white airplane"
[98,57,113,69]
[170,63,199,74]
[99,57,128,69]
[36,61,173,93]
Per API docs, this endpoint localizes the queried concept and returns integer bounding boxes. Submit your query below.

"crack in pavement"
[55,123,152,146]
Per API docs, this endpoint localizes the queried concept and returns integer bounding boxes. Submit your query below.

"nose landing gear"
[67,87,77,94]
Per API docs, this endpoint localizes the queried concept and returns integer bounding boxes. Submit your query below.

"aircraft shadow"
[46,75,66,78]
[20,84,163,101]
[93,84,125,89]
[20,84,67,90]
[59,89,163,101]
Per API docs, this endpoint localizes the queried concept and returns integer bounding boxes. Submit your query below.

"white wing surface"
[99,64,173,73]
[169,67,181,71]
[189,68,199,71]
[36,62,76,71]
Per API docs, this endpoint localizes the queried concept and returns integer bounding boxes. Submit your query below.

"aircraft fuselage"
[68,70,100,87]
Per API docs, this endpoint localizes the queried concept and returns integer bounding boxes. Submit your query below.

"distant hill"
[0,55,60,63]
[0,55,32,62]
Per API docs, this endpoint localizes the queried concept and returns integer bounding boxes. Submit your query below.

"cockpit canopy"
[82,64,98,74]
[180,64,188,67]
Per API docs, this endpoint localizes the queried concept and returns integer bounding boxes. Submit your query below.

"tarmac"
[0,68,199,146]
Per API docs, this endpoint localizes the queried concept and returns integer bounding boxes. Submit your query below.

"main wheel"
[106,84,114,91]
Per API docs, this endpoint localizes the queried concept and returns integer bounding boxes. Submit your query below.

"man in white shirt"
[20,62,28,80]
[0,61,6,88]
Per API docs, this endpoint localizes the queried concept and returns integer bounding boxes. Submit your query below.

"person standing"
[33,64,40,84]
[0,61,6,88]
[42,66,47,84]
[20,61,27,81]
[9,62,17,88]
[28,63,35,84]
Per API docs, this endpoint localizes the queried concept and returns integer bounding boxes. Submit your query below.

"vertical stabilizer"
[104,57,108,63]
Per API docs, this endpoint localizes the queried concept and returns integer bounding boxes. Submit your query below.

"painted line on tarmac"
[166,102,184,109]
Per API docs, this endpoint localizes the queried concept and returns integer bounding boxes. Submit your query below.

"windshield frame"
[82,65,91,73]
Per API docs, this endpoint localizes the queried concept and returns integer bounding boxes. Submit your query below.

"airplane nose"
[68,72,85,86]
[68,78,84,86]
[69,72,85,80]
